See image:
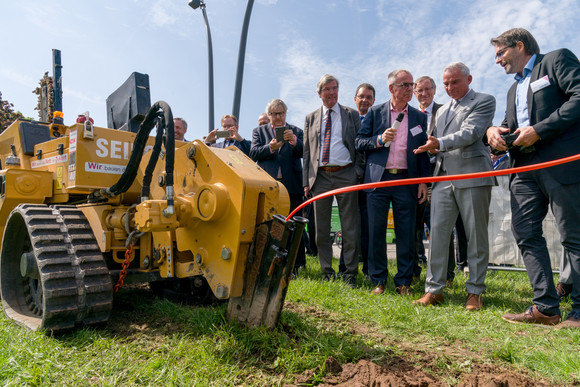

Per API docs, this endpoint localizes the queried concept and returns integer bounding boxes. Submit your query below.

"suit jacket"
[355,101,430,191]
[303,103,363,189]
[213,138,251,156]
[502,49,580,184]
[250,123,304,195]
[433,89,496,188]
[429,102,443,135]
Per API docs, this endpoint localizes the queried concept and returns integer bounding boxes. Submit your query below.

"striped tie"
[322,109,332,165]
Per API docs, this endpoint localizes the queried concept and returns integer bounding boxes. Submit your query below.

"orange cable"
[286,152,580,221]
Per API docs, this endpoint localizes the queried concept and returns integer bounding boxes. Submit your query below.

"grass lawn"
[0,256,578,386]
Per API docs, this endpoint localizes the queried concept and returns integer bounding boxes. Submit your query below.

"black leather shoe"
[343,275,357,289]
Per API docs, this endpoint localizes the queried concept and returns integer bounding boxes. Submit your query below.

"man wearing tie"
[303,74,363,287]
[336,83,376,279]
[414,76,466,284]
[356,69,430,296]
[413,76,442,270]
[413,62,496,310]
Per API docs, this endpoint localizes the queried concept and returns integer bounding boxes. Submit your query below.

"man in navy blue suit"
[205,114,251,156]
[250,99,306,269]
[356,69,430,296]
[488,28,580,328]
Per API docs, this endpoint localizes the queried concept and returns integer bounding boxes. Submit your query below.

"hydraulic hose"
[286,152,580,221]
[88,101,174,203]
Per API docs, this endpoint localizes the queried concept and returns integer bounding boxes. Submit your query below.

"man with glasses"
[413,63,496,310]
[250,99,306,270]
[303,74,363,287]
[355,83,376,120]
[356,70,430,296]
[205,114,251,156]
[487,28,580,328]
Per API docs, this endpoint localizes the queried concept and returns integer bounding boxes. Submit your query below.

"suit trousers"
[510,169,580,315]
[367,170,417,287]
[426,181,491,295]
[312,166,359,276]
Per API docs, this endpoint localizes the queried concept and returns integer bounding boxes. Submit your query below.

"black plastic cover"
[106,72,151,133]
[19,122,51,156]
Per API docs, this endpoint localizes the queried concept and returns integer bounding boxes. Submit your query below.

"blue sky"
[1,0,579,142]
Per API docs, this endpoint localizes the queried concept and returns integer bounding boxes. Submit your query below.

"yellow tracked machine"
[0,52,305,333]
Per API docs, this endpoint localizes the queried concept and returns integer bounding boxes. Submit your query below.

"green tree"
[0,92,25,132]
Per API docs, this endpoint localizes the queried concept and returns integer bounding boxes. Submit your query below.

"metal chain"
[113,243,133,293]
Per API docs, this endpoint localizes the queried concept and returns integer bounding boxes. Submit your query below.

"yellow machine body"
[0,118,292,327]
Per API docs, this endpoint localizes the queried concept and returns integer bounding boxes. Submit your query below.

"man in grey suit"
[488,28,580,328]
[303,74,363,287]
[413,62,496,310]
[414,76,468,284]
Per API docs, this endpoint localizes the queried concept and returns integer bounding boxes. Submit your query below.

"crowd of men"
[178,28,580,329]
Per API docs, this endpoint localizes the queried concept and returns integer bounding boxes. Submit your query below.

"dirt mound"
[290,356,550,386]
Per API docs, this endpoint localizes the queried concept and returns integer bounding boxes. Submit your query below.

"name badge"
[410,125,423,136]
[530,75,550,93]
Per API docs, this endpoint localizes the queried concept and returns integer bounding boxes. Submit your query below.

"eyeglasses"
[393,82,414,89]
[268,111,286,117]
[495,43,516,60]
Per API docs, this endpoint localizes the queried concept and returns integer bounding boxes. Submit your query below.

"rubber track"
[18,204,113,332]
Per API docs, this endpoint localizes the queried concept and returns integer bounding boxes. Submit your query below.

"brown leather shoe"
[371,285,385,295]
[396,285,412,296]
[502,305,561,326]
[465,293,482,311]
[559,311,580,329]
[412,292,444,306]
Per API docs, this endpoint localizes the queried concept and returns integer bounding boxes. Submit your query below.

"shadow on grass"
[56,284,396,375]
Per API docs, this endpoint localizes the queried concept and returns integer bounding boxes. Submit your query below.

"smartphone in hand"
[216,130,230,138]
[275,126,286,142]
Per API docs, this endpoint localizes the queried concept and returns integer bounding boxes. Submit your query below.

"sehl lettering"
[96,138,152,159]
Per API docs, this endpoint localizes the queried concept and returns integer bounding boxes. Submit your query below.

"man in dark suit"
[303,74,363,287]
[413,62,496,310]
[336,83,376,278]
[413,76,442,271]
[356,69,430,296]
[488,28,580,328]
[250,99,306,269]
[205,114,251,156]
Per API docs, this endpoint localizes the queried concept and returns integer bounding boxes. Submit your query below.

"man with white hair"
[413,62,496,310]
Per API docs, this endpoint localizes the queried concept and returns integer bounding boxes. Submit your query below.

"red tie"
[322,109,332,165]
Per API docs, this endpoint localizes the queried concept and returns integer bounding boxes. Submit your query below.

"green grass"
[0,256,578,386]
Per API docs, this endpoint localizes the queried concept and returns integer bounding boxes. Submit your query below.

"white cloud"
[148,0,179,27]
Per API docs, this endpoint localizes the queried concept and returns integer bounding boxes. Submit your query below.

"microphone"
[384,112,405,147]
